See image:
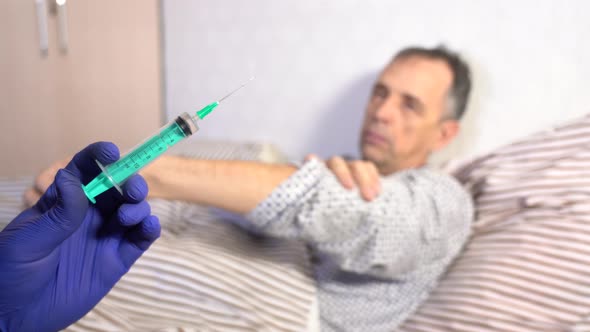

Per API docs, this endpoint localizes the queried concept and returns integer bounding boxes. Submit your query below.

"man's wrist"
[140,155,173,199]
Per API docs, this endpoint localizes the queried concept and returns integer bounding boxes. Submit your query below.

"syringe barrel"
[82,112,198,203]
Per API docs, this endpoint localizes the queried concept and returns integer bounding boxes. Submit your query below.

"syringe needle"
[196,77,254,120]
[218,76,255,103]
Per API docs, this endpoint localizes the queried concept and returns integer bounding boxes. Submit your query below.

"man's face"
[360,55,457,174]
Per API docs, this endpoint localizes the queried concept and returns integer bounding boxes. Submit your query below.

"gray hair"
[393,45,472,120]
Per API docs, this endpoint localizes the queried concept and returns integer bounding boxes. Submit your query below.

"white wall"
[162,0,590,164]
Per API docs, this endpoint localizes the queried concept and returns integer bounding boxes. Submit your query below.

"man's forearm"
[142,156,297,214]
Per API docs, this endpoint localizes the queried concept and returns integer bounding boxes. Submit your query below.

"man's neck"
[377,158,427,176]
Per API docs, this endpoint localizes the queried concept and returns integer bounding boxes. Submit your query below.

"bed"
[4,116,590,331]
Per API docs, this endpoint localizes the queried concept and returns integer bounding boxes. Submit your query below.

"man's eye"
[372,89,387,100]
[403,99,419,112]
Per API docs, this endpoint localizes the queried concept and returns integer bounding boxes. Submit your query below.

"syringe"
[82,77,253,203]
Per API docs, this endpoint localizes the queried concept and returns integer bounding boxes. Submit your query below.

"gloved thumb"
[0,170,89,262]
[44,169,89,243]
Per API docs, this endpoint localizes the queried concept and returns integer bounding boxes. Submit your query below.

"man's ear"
[433,120,460,151]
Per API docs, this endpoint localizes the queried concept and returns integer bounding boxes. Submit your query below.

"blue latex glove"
[0,142,161,332]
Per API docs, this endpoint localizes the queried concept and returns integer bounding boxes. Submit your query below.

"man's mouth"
[363,130,387,146]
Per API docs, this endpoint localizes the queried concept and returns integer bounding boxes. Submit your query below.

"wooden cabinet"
[0,0,162,176]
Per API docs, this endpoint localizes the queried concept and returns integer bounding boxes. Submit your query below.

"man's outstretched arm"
[142,155,297,214]
[25,153,473,279]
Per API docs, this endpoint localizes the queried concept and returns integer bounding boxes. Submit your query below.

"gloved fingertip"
[55,169,83,195]
[142,215,161,242]
[36,182,58,211]
[94,141,120,165]
[123,175,148,202]
[129,215,161,251]
[118,214,160,269]
[68,142,120,181]
[117,201,151,227]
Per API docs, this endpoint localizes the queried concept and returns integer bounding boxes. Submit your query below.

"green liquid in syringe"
[81,76,253,204]
[83,120,189,203]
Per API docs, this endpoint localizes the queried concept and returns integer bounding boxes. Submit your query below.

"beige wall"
[0,0,162,176]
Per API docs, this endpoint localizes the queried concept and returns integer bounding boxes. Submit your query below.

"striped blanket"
[68,199,317,331]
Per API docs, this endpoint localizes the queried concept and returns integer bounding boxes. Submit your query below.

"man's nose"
[373,99,398,123]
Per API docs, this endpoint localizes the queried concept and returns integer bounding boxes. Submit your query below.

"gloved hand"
[0,142,161,332]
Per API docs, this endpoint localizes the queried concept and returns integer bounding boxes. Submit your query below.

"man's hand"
[23,157,69,208]
[0,142,161,332]
[306,154,381,201]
